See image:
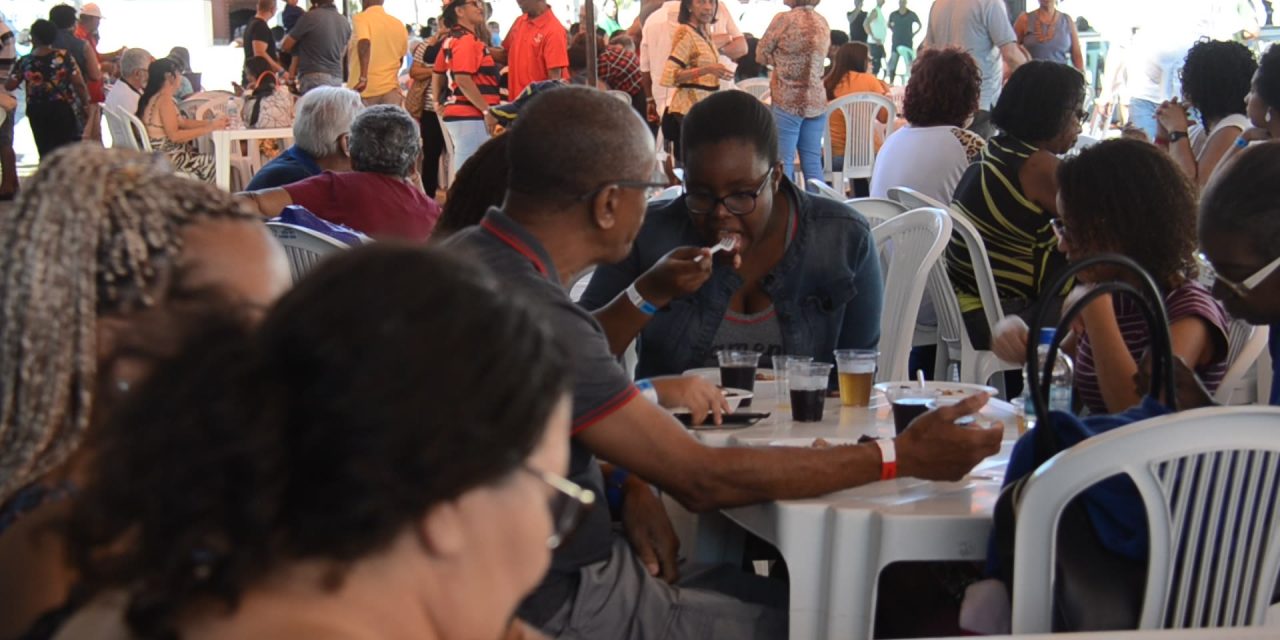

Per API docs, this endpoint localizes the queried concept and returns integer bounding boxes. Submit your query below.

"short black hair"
[680,90,778,165]
[991,61,1085,143]
[48,4,77,28]
[1258,44,1280,112]
[29,19,59,45]
[507,86,653,202]
[830,30,850,47]
[1200,143,1280,258]
[437,134,510,237]
[1181,39,1256,127]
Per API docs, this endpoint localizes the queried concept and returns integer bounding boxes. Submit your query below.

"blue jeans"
[1128,98,1159,141]
[773,107,825,191]
[444,119,489,176]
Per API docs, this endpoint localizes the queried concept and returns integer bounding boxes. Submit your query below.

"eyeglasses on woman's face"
[683,167,773,217]
[522,466,594,549]
[1197,251,1280,300]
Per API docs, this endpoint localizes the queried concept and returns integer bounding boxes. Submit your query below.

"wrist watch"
[1168,130,1189,143]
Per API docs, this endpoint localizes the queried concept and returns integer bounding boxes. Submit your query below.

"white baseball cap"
[81,3,104,18]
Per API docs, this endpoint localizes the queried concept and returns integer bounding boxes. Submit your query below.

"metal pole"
[585,0,598,87]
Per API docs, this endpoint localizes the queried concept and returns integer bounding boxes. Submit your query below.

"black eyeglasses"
[1050,217,1067,240]
[522,466,595,550]
[683,167,773,216]
[576,181,673,202]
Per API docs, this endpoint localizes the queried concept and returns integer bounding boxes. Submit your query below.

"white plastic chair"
[1215,320,1271,405]
[890,187,1019,386]
[265,222,350,283]
[823,92,896,188]
[736,78,771,103]
[844,197,907,228]
[650,185,683,202]
[1011,405,1280,633]
[119,107,154,152]
[104,105,140,150]
[872,208,951,382]
[807,178,845,201]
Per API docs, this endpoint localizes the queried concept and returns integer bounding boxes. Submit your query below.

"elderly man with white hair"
[103,47,153,117]
[238,104,441,242]
[245,85,364,190]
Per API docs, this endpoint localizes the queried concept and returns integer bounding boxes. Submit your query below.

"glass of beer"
[834,349,878,407]
[788,362,834,422]
[717,350,761,407]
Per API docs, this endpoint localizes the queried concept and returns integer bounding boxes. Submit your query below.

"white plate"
[682,367,778,383]
[669,388,753,415]
[873,381,1000,399]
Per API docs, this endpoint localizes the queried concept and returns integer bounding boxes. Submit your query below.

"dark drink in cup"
[891,397,933,434]
[789,388,826,422]
[787,361,834,423]
[717,351,761,408]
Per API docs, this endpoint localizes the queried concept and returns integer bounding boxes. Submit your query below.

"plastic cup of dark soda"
[787,362,833,422]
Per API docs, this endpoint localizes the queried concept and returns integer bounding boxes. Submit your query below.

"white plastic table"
[212,127,294,191]
[688,383,1018,640]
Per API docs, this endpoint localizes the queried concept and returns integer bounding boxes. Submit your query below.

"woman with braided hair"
[0,144,291,638]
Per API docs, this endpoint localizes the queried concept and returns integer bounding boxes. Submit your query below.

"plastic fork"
[695,236,737,263]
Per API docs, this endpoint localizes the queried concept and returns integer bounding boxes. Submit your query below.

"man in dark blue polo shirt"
[447,86,1002,639]
[246,86,363,190]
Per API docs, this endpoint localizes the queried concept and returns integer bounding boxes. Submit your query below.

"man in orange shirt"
[494,0,568,98]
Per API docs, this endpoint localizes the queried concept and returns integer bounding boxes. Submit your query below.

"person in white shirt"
[104,48,154,117]
[870,47,986,203]
[921,0,1027,138]
[638,0,746,122]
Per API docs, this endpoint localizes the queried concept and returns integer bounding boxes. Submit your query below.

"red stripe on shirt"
[480,219,548,276]
[572,385,640,435]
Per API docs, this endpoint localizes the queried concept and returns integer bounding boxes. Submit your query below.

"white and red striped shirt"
[1075,281,1229,415]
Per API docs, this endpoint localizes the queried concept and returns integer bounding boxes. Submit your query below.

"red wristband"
[874,438,897,481]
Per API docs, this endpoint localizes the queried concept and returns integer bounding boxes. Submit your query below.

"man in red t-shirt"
[236,106,441,242]
[494,0,569,98]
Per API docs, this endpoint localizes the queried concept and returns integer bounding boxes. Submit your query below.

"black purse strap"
[1024,254,1176,455]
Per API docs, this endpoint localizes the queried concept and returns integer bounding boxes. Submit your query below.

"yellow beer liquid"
[838,371,874,407]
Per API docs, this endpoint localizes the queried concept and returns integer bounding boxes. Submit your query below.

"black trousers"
[29,102,81,160]
[419,109,446,196]
[869,43,886,76]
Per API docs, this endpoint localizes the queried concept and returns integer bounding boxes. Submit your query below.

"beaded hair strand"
[0,144,257,504]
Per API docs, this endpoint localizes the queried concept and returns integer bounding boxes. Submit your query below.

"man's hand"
[646,99,659,123]
[621,477,681,583]
[484,110,499,136]
[650,375,729,426]
[1134,351,1216,410]
[895,393,1003,481]
[354,77,368,93]
[635,246,716,307]
[991,315,1030,364]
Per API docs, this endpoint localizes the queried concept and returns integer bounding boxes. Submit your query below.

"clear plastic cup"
[833,349,878,407]
[771,355,814,409]
[788,362,834,422]
[717,350,761,407]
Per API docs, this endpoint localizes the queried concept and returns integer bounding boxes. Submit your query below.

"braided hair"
[0,144,256,504]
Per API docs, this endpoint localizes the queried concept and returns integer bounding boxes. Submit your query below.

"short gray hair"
[292,86,364,159]
[120,48,153,78]
[349,105,421,178]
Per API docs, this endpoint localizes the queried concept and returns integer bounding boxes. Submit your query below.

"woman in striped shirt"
[993,139,1230,415]
[660,0,733,160]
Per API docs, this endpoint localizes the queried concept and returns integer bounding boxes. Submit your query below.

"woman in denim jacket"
[580,90,883,379]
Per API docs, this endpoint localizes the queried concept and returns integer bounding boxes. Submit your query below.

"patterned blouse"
[661,24,720,117]
[14,49,80,105]
[757,6,830,118]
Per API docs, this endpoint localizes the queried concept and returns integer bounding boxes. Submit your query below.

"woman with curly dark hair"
[431,133,510,239]
[55,246,585,640]
[869,47,984,203]
[947,61,1084,349]
[1213,43,1280,169]
[1156,39,1256,189]
[991,139,1229,415]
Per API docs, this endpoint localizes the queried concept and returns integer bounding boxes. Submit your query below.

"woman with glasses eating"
[990,139,1229,415]
[53,246,590,640]
[580,90,883,378]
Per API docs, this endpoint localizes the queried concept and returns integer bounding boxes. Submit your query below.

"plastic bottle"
[1017,328,1074,430]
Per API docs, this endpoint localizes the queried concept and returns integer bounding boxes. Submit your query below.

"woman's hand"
[650,375,730,426]
[209,115,230,131]
[703,63,734,81]
[1240,126,1272,143]
[1156,100,1190,135]
[991,315,1030,364]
